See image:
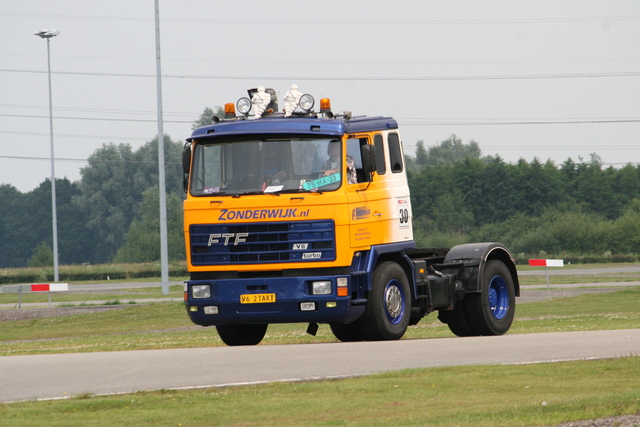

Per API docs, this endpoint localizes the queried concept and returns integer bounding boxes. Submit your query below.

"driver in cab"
[321,140,357,184]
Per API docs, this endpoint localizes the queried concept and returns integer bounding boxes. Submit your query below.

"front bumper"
[184,275,364,326]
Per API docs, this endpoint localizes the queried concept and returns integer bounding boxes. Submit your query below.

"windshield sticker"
[264,185,284,193]
[303,173,340,191]
[203,187,220,194]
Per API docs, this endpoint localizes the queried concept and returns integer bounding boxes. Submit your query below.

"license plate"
[240,293,276,304]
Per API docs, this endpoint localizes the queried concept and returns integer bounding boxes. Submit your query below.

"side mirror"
[182,142,191,193]
[360,144,376,174]
[182,142,192,174]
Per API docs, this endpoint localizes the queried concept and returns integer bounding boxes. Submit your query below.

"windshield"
[190,137,343,196]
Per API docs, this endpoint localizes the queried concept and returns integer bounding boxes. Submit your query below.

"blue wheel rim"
[488,275,509,320]
[384,279,406,324]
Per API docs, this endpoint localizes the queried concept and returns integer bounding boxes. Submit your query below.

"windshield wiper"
[232,191,283,197]
[232,191,264,197]
[267,189,302,195]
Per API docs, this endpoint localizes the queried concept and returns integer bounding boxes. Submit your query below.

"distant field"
[2,260,639,284]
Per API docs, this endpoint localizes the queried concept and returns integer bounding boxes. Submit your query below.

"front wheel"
[216,324,268,346]
[353,261,411,341]
[329,323,365,342]
[464,259,516,335]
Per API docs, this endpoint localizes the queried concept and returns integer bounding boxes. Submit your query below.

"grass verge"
[1,287,639,355]
[0,357,638,426]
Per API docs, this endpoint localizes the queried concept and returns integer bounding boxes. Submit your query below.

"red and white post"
[528,259,564,290]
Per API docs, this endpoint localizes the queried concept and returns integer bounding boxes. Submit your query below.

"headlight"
[236,97,252,115]
[192,285,211,299]
[299,94,315,112]
[311,280,332,295]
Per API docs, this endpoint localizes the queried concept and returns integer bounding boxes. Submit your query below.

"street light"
[154,1,170,295]
[34,29,60,283]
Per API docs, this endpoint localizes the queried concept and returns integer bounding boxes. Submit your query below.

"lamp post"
[34,29,60,282]
[154,2,170,295]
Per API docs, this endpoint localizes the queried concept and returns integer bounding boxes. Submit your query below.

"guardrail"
[2,283,69,309]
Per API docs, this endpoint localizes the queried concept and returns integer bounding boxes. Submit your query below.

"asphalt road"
[2,329,639,403]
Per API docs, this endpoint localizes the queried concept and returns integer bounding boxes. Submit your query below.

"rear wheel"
[438,300,476,337]
[216,324,268,346]
[464,260,516,335]
[354,261,411,341]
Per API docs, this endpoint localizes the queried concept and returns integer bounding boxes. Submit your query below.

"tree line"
[407,135,640,260]
[0,136,186,268]
[1,122,639,268]
[0,108,222,269]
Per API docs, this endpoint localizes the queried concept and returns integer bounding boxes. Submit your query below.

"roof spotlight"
[237,97,252,116]
[299,94,315,112]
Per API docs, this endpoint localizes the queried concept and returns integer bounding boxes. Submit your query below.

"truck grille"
[190,220,335,266]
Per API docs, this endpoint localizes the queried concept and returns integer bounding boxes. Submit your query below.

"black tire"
[354,261,411,341]
[438,300,477,337]
[329,323,365,342]
[464,259,516,336]
[216,324,268,346]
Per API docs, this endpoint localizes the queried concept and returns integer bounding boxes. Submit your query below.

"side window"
[374,134,386,175]
[388,133,403,173]
[346,136,371,183]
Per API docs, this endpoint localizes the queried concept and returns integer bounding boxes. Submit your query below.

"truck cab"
[182,86,519,345]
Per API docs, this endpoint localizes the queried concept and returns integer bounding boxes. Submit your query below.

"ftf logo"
[207,233,249,246]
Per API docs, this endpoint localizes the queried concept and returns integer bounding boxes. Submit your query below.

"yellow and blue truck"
[182,86,519,346]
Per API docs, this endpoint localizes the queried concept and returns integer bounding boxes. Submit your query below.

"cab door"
[346,134,385,249]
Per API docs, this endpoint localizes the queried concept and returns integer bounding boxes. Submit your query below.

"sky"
[1,0,639,193]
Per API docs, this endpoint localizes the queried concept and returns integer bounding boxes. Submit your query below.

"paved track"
[1,329,638,403]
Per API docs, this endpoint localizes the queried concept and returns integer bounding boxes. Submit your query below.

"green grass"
[2,287,639,356]
[1,282,639,426]
[0,357,638,426]
[512,287,640,333]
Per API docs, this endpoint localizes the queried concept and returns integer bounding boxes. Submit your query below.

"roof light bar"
[229,85,327,120]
